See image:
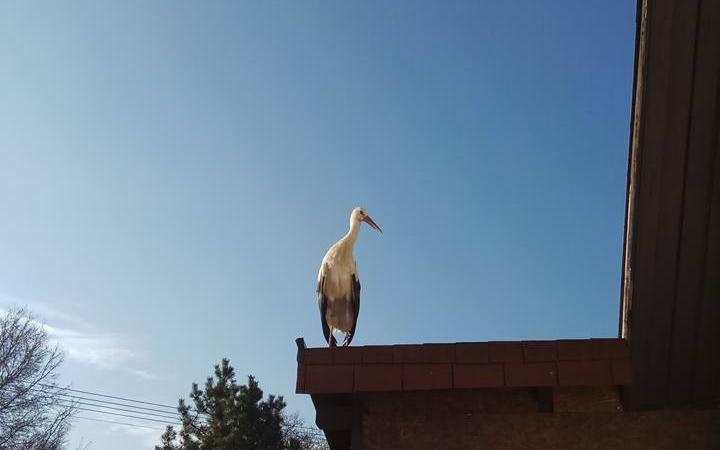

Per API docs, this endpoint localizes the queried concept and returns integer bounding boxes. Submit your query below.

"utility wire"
[34,383,209,416]
[35,388,192,424]
[33,382,210,418]
[36,382,180,410]
[74,416,170,431]
[62,405,184,425]
[29,387,184,416]
[40,383,324,437]
[74,415,325,440]
[56,399,183,421]
[71,408,323,439]
[70,404,321,437]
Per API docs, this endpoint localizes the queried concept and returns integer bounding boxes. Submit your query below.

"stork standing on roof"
[317,207,382,347]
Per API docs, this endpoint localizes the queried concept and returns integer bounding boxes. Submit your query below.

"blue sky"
[0,1,635,448]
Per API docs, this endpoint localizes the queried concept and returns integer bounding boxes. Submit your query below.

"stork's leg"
[328,333,336,348]
[342,333,352,347]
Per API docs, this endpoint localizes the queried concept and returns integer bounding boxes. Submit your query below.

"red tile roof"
[296,339,631,394]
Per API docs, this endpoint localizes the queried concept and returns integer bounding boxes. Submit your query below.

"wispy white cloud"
[113,424,164,449]
[43,323,157,380]
[0,292,157,380]
[126,368,157,381]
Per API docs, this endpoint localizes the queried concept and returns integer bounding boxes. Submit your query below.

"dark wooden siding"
[621,0,720,409]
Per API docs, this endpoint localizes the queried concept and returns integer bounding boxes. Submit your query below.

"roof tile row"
[296,339,632,394]
[300,339,629,365]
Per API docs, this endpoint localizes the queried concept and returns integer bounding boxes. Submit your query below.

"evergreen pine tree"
[155,358,300,450]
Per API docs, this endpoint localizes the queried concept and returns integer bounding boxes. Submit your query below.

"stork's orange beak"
[363,215,382,233]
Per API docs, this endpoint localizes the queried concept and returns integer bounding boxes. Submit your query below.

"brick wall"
[360,389,720,450]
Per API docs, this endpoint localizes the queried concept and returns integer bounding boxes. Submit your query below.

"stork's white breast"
[320,262,356,299]
[319,246,358,299]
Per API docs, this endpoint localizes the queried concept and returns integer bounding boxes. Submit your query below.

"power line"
[33,387,196,423]
[69,404,321,437]
[73,416,170,431]
[63,405,184,426]
[39,383,324,437]
[56,399,183,421]
[37,383,181,411]
[30,387,184,417]
[74,416,326,440]
[37,383,211,418]
[67,406,324,439]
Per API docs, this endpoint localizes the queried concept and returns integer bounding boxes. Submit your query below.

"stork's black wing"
[346,274,361,345]
[317,276,337,347]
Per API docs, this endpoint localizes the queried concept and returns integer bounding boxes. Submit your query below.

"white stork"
[317,207,382,347]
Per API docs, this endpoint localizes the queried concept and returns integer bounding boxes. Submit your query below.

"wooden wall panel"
[624,0,700,410]
[623,0,720,409]
[693,118,720,406]
[667,0,720,407]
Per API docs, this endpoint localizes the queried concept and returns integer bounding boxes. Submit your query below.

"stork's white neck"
[337,219,361,255]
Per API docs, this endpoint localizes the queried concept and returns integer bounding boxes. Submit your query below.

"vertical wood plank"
[620,0,648,340]
[624,0,673,408]
[693,96,720,406]
[625,0,700,409]
[668,0,720,406]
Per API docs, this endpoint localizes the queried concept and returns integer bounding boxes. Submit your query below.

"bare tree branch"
[0,308,75,450]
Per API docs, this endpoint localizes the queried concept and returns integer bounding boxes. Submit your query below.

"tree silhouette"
[0,308,75,450]
[155,358,311,450]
